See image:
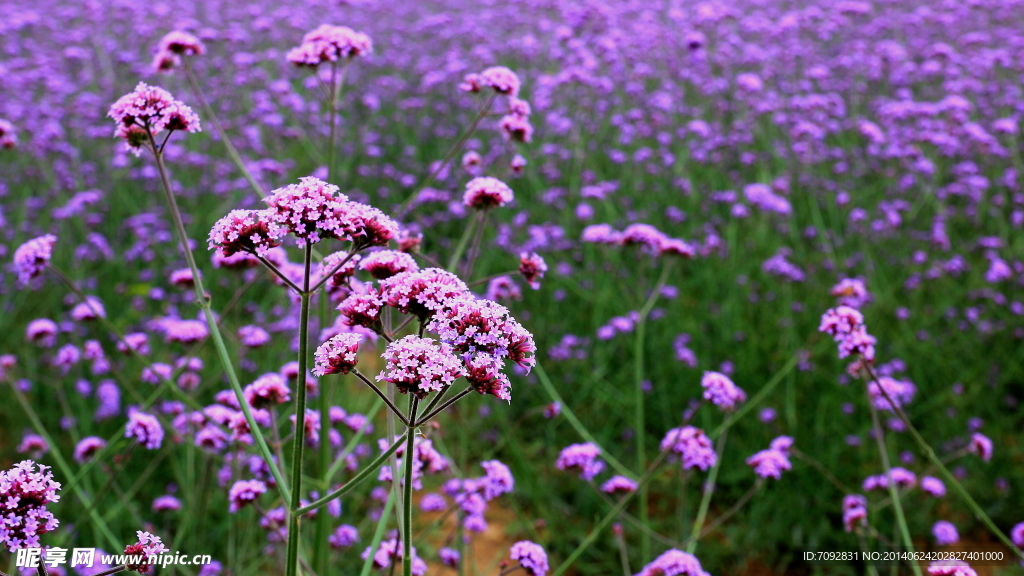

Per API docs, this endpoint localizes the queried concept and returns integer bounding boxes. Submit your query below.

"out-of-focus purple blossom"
[600,475,638,494]
[509,541,549,576]
[13,235,57,287]
[933,520,959,545]
[328,524,359,549]
[555,443,605,481]
[228,479,267,513]
[661,427,716,471]
[635,549,710,576]
[701,371,746,411]
[843,494,868,532]
[125,409,164,450]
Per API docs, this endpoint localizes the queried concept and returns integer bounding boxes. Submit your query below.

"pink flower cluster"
[582,223,695,258]
[463,176,515,210]
[207,210,283,258]
[831,278,872,308]
[701,371,746,412]
[519,252,547,289]
[312,333,361,376]
[287,25,372,67]
[376,336,464,399]
[262,177,398,248]
[362,538,427,576]
[152,30,205,72]
[819,306,876,362]
[0,460,62,551]
[227,479,267,513]
[122,531,168,573]
[0,118,16,149]
[108,82,201,156]
[13,234,57,286]
[842,494,868,532]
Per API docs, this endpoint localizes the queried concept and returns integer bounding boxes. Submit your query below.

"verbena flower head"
[158,30,205,55]
[73,437,107,464]
[701,371,746,411]
[318,251,361,287]
[842,494,868,532]
[71,296,106,321]
[208,209,282,258]
[636,549,711,576]
[346,203,399,250]
[126,409,164,450]
[820,306,875,362]
[480,460,514,500]
[746,448,792,479]
[13,234,57,286]
[244,373,291,409]
[769,436,794,454]
[519,252,547,289]
[263,177,349,246]
[376,336,464,399]
[0,119,17,149]
[380,268,469,319]
[338,293,383,329]
[427,296,536,371]
[26,318,59,347]
[287,25,372,67]
[463,177,514,210]
[500,114,534,142]
[108,82,201,156]
[360,250,419,280]
[123,531,168,573]
[228,479,267,513]
[868,377,916,412]
[463,353,512,401]
[600,475,638,494]
[313,333,361,376]
[831,278,872,308]
[1011,522,1024,548]
[439,547,460,568]
[968,432,993,462]
[927,560,977,576]
[329,525,359,549]
[661,426,716,471]
[479,66,521,96]
[0,460,62,551]
[921,476,946,497]
[508,541,549,576]
[933,520,959,545]
[362,537,427,575]
[555,442,604,480]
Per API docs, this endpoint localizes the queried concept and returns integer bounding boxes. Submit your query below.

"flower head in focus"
[0,460,62,551]
[108,82,201,156]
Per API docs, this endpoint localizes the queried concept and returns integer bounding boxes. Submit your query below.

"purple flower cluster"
[635,549,711,576]
[819,306,876,363]
[661,426,717,471]
[555,442,605,481]
[842,494,868,532]
[582,223,694,258]
[13,234,57,287]
[361,537,426,576]
[287,25,372,67]
[701,371,746,412]
[508,540,549,576]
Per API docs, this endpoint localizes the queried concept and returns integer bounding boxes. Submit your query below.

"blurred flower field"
[1,0,1024,575]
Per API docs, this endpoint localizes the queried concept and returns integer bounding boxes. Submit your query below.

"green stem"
[322,399,384,484]
[866,388,922,576]
[446,216,479,272]
[360,492,396,576]
[148,128,289,498]
[8,381,120,552]
[182,59,265,199]
[534,363,637,480]
[285,244,314,576]
[402,399,420,576]
[398,93,498,217]
[636,263,672,562]
[865,367,1024,560]
[296,430,409,515]
[686,428,728,554]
